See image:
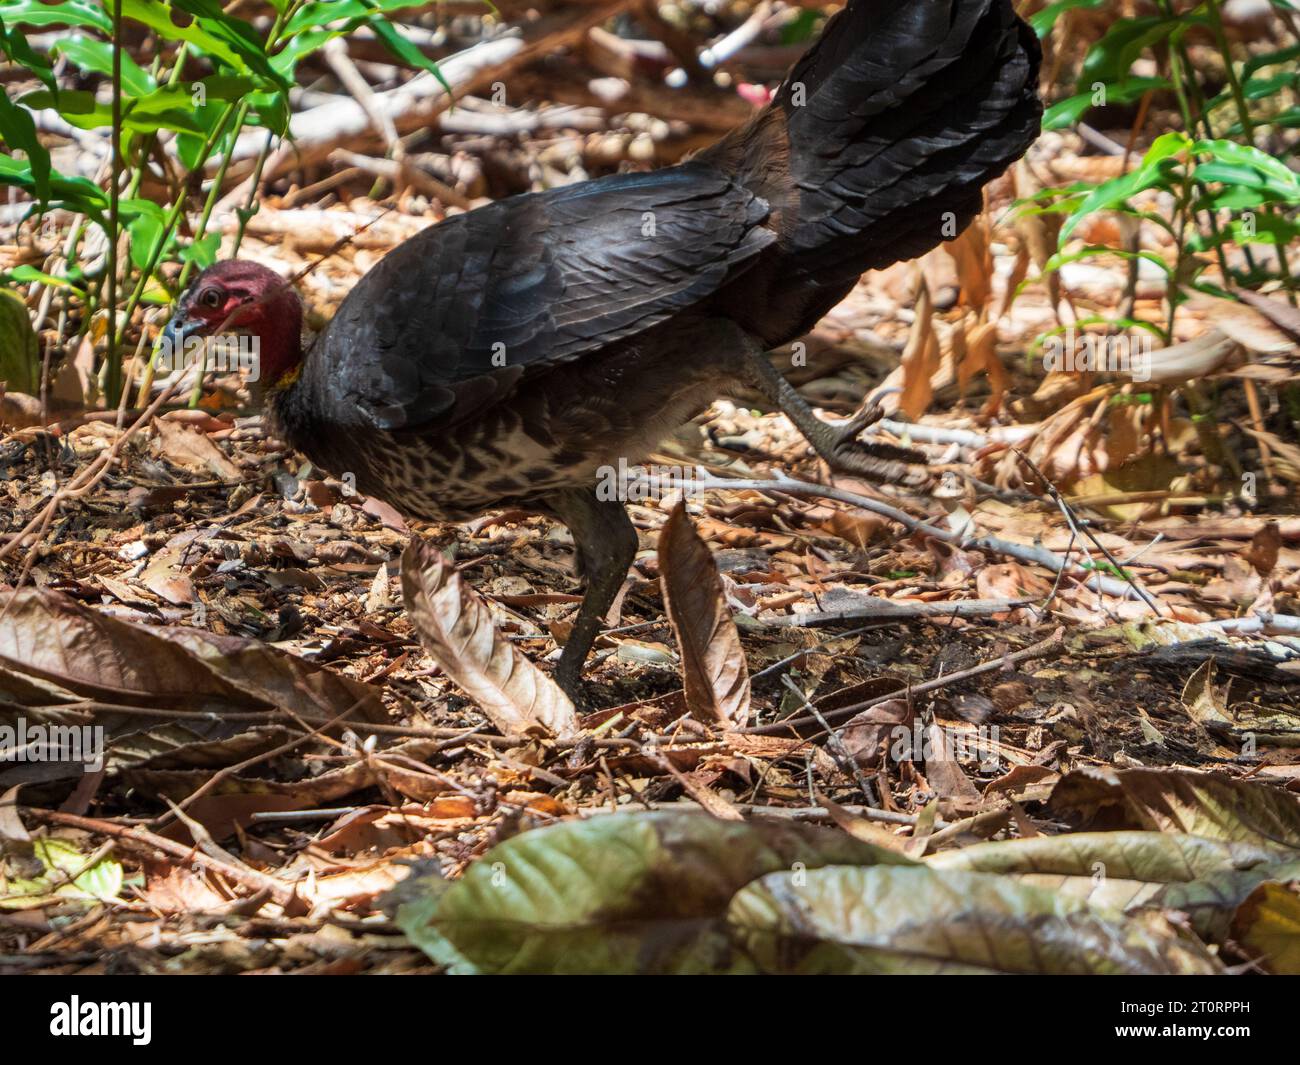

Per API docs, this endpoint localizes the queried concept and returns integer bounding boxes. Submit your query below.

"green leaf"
[121,0,287,90]
[1242,42,1300,81]
[179,231,221,269]
[0,89,51,201]
[5,264,86,295]
[51,34,155,95]
[1058,132,1190,245]
[0,153,108,219]
[1192,139,1300,203]
[1043,76,1170,131]
[273,0,436,78]
[0,13,56,91]
[1080,15,1206,86]
[126,213,165,271]
[364,11,451,95]
[0,287,40,395]
[394,811,911,974]
[1189,211,1300,249]
[0,0,112,34]
[16,86,108,126]
[283,0,424,35]
[1,837,124,908]
[1041,245,1173,279]
[1029,0,1105,37]
[246,91,290,136]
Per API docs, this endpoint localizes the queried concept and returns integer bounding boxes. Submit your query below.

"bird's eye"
[200,288,223,308]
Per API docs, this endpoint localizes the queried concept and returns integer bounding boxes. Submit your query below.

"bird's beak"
[161,309,206,356]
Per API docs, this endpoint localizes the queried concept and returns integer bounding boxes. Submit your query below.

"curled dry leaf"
[1231,880,1300,975]
[728,864,1223,974]
[151,417,242,481]
[976,562,1052,601]
[399,538,577,738]
[1243,520,1282,576]
[942,217,993,311]
[1131,330,1240,384]
[1224,289,1300,344]
[1048,766,1300,853]
[897,277,943,420]
[657,503,751,728]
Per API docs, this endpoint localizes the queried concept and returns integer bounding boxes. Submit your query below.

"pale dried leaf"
[657,503,751,728]
[400,539,577,738]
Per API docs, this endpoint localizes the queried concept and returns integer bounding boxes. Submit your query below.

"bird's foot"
[553,664,597,711]
[809,398,927,485]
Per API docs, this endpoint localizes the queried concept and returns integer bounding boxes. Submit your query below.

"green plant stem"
[121,103,238,313]
[139,4,295,407]
[230,130,277,258]
[104,0,124,408]
[179,100,251,296]
[182,99,253,407]
[1164,17,1239,286]
[1204,0,1296,299]
[128,101,241,405]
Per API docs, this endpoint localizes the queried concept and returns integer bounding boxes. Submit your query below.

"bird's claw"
[553,657,596,710]
[817,400,926,484]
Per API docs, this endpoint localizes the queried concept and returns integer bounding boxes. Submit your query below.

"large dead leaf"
[927,830,1284,876]
[657,503,750,727]
[0,587,392,722]
[390,811,909,974]
[1048,767,1300,852]
[727,864,1222,974]
[1232,880,1300,974]
[400,538,577,738]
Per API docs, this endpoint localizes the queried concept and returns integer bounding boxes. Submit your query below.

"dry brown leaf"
[0,586,393,721]
[1244,521,1282,576]
[976,562,1052,601]
[1191,294,1298,356]
[657,502,751,728]
[956,316,1008,411]
[840,698,912,769]
[815,789,909,851]
[0,783,31,848]
[138,547,196,606]
[152,418,242,480]
[400,539,577,738]
[1140,330,1240,384]
[1236,290,1300,342]
[898,277,943,420]
[943,215,993,311]
[925,722,983,805]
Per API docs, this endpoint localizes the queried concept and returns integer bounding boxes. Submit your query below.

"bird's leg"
[544,487,639,703]
[740,341,925,483]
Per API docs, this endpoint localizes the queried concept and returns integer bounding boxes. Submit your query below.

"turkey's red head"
[163,261,304,389]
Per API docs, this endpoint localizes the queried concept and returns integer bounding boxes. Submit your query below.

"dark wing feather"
[308,162,774,430]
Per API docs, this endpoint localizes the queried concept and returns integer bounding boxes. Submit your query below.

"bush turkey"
[164,0,1043,698]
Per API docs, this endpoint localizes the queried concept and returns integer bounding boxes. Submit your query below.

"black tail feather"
[712,0,1041,289]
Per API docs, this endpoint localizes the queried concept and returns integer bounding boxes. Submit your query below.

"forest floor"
[3,1,1300,974]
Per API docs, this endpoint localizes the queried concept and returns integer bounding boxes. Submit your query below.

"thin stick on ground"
[741,627,1065,737]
